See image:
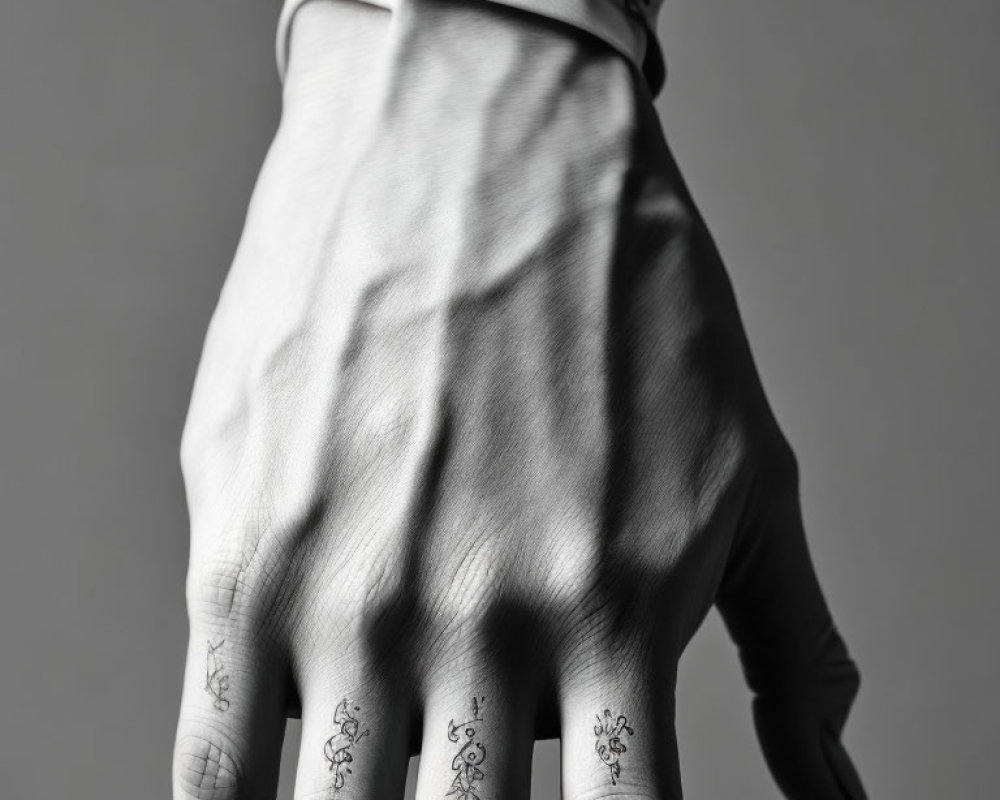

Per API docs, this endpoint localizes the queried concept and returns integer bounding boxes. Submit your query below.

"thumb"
[716,444,867,800]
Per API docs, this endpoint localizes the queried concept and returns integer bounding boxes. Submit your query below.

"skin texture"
[172,1,867,798]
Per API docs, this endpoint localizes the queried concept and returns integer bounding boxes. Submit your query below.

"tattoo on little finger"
[594,708,634,785]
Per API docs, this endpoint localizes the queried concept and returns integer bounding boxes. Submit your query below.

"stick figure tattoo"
[594,708,634,785]
[204,639,230,712]
[447,696,486,800]
[323,699,370,792]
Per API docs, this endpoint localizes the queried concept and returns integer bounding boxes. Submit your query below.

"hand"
[173,1,866,798]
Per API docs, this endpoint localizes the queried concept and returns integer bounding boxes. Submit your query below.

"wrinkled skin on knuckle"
[186,550,275,631]
[185,513,268,628]
[282,543,414,669]
[184,488,333,648]
[186,557,247,625]
[173,730,244,800]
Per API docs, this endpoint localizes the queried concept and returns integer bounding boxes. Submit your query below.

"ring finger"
[558,634,681,799]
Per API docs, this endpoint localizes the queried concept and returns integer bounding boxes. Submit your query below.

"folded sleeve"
[275,0,666,97]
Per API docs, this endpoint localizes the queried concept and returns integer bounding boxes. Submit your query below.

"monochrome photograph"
[1,1,996,798]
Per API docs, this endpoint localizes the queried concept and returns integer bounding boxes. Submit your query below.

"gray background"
[1,0,996,797]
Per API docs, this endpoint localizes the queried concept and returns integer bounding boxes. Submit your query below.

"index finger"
[173,561,288,800]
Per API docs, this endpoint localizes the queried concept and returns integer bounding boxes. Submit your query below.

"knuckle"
[427,572,500,638]
[353,533,515,656]
[186,543,276,628]
[186,557,250,624]
[173,730,244,800]
[186,491,328,629]
[405,531,505,634]
[537,532,602,608]
[185,504,295,627]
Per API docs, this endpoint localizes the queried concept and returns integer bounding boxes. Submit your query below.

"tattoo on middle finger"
[447,696,486,800]
[324,698,370,792]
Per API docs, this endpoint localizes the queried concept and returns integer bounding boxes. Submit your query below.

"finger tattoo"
[324,699,370,792]
[594,708,634,786]
[204,639,230,712]
[446,696,486,800]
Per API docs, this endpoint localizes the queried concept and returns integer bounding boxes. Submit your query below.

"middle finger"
[413,645,538,800]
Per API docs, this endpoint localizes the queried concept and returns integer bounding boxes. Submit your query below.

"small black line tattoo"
[204,639,230,712]
[323,699,370,792]
[594,708,634,785]
[447,696,486,800]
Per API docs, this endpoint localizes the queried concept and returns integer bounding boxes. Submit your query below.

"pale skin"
[172,1,868,798]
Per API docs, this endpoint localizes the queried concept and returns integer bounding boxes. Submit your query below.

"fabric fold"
[275,0,666,97]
